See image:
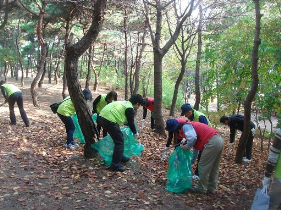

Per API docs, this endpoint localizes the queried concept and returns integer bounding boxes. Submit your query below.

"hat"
[165,119,179,132]
[180,103,193,116]
[82,88,92,101]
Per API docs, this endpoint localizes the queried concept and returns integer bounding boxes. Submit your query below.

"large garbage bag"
[92,127,145,165]
[73,114,98,144]
[166,146,193,193]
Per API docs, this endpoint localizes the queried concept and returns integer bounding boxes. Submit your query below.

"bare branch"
[17,0,38,17]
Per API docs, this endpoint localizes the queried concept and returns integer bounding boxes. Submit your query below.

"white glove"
[227,143,233,156]
[262,176,270,192]
[161,147,168,161]
[181,138,187,144]
[141,119,145,129]
[134,132,139,139]
[251,128,255,136]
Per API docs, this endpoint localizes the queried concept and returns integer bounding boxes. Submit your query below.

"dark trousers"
[150,112,155,129]
[96,114,107,137]
[243,131,254,160]
[57,113,75,145]
[97,116,124,167]
[8,92,29,126]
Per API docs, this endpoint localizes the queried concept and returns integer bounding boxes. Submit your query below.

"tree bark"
[0,0,8,30]
[235,0,261,164]
[193,5,202,110]
[65,0,107,159]
[124,9,128,100]
[38,43,49,87]
[48,41,55,84]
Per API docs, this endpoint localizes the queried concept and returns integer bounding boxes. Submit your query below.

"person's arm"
[92,95,101,114]
[125,108,137,134]
[143,107,147,119]
[198,115,208,125]
[166,132,173,147]
[181,124,197,150]
[0,86,8,103]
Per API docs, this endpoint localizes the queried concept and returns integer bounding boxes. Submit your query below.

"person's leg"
[197,135,224,193]
[7,94,17,125]
[96,122,102,137]
[245,132,253,160]
[98,117,124,168]
[269,177,281,210]
[58,114,75,145]
[207,136,224,193]
[15,93,29,126]
[151,112,155,129]
[194,150,203,176]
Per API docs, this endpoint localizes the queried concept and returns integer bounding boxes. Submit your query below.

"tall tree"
[235,0,261,164]
[143,0,200,135]
[65,0,107,159]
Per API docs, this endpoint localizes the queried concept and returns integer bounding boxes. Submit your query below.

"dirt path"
[0,78,269,209]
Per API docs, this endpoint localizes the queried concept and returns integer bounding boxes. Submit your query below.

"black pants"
[8,92,29,126]
[96,115,107,138]
[97,116,124,168]
[150,112,155,129]
[243,131,254,160]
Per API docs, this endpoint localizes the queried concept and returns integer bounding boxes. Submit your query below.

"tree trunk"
[133,22,147,94]
[38,43,49,87]
[193,5,202,110]
[124,9,128,100]
[170,59,186,116]
[65,0,107,159]
[4,61,7,81]
[48,41,55,84]
[235,0,261,164]
[93,43,106,91]
[85,46,92,89]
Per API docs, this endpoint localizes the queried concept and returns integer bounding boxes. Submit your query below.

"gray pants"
[269,177,281,210]
[197,135,224,193]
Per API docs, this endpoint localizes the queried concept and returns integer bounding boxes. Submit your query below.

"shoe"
[64,143,75,150]
[109,165,126,172]
[71,141,79,147]
[121,156,130,163]
[188,187,206,194]
[243,158,251,162]
[192,175,200,180]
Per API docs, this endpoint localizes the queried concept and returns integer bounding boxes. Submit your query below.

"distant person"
[220,115,255,162]
[57,88,92,150]
[141,97,155,130]
[97,94,144,172]
[262,128,281,210]
[0,80,29,127]
[92,91,117,137]
[165,120,224,194]
[180,103,212,178]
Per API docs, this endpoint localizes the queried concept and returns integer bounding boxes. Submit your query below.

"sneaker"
[243,158,251,162]
[108,165,126,172]
[64,143,75,150]
[71,141,79,147]
[188,187,206,194]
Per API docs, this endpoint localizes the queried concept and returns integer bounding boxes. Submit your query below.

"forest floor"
[0,78,271,210]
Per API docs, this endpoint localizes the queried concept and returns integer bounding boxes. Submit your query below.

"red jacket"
[143,97,154,112]
[179,122,219,151]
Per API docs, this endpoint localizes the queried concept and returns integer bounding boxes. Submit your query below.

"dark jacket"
[228,114,255,143]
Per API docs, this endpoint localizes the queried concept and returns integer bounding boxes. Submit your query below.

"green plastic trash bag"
[166,146,193,193]
[92,127,145,165]
[73,114,98,144]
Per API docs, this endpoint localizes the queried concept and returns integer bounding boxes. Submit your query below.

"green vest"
[100,101,133,125]
[57,97,76,117]
[193,110,212,126]
[1,84,21,97]
[96,94,107,114]
[275,152,281,179]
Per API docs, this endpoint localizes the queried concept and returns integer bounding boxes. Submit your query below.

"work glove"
[141,119,145,129]
[251,128,255,136]
[227,143,233,156]
[262,176,271,193]
[161,147,168,161]
[134,132,139,139]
